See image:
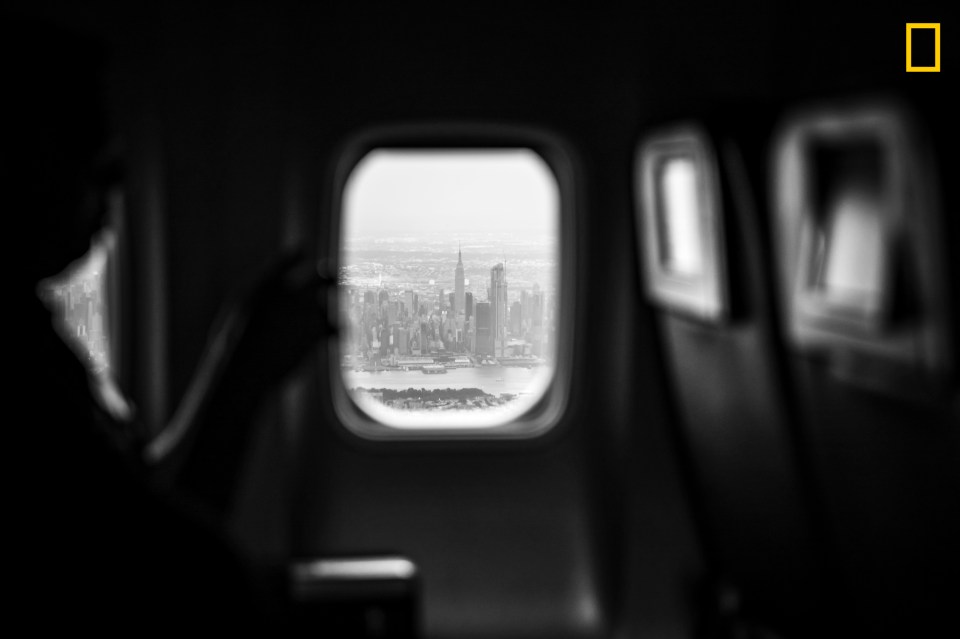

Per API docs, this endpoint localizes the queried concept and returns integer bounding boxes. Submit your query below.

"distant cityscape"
[339,236,557,413]
[41,263,110,375]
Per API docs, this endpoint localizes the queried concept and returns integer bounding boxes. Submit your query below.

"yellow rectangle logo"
[906,23,940,72]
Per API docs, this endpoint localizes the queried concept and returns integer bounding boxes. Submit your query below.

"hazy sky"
[343,149,559,239]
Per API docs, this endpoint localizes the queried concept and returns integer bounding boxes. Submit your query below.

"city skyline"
[340,244,555,357]
[339,240,557,420]
[340,232,557,298]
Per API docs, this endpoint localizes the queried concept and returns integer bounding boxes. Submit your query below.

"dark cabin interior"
[12,2,957,637]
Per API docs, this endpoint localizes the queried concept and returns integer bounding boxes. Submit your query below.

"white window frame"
[327,124,576,441]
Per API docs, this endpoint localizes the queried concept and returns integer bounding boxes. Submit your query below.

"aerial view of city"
[339,150,559,426]
[339,232,558,425]
[40,243,111,377]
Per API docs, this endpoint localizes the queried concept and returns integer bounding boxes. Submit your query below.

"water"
[343,365,547,397]
[342,365,555,429]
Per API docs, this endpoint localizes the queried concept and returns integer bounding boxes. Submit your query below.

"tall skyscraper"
[532,284,544,328]
[475,302,493,356]
[490,262,507,357]
[378,289,390,321]
[521,289,531,333]
[455,244,465,318]
[531,284,545,357]
[510,301,521,336]
[404,290,416,319]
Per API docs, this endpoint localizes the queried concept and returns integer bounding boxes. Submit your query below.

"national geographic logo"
[906,23,940,72]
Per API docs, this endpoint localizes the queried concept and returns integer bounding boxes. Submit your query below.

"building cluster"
[340,247,555,368]
[41,271,110,373]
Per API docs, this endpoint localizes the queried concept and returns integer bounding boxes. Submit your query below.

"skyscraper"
[455,244,465,319]
[510,301,521,336]
[531,284,545,357]
[475,302,493,356]
[520,289,531,334]
[404,290,416,319]
[490,262,507,357]
[532,284,544,328]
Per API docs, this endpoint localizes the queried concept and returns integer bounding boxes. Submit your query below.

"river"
[343,365,551,398]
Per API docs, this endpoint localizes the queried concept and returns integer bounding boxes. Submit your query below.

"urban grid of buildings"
[41,269,110,374]
[340,247,556,371]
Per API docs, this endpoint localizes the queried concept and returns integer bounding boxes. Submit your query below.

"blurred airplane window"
[821,190,884,303]
[813,141,885,308]
[40,229,115,378]
[339,149,560,430]
[638,127,727,321]
[657,157,704,277]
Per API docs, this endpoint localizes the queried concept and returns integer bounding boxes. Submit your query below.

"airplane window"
[810,141,886,312]
[773,103,950,393]
[338,148,561,432]
[820,190,884,303]
[38,187,130,422]
[657,156,704,277]
[40,227,115,378]
[637,126,727,321]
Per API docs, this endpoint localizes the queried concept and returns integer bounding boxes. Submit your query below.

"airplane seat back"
[768,98,959,636]
[636,114,828,637]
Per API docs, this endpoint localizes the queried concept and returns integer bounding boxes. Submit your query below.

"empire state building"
[490,262,507,357]
[454,244,465,318]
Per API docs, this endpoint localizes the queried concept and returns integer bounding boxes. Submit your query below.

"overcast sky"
[342,149,559,239]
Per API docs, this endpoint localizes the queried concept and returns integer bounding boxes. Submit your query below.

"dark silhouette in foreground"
[13,19,331,632]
